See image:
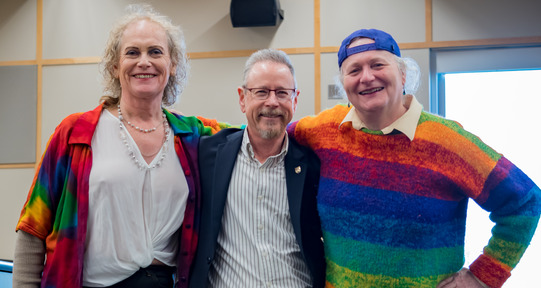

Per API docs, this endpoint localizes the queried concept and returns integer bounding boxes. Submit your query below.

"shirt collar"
[339,94,423,141]
[241,128,289,165]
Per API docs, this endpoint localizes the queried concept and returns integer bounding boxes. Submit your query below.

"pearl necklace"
[117,105,165,133]
[117,105,171,170]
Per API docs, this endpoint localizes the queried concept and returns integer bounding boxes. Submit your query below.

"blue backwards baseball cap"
[337,29,401,68]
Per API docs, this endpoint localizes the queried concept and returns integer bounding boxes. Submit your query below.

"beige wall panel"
[43,0,124,59]
[289,54,316,120]
[174,57,245,124]
[150,0,231,53]
[43,0,179,59]
[433,0,541,42]
[41,64,102,153]
[0,1,36,61]
[320,53,348,110]
[171,0,314,52]
[320,49,430,111]
[42,0,313,58]
[176,53,315,125]
[320,0,425,47]
[0,168,36,260]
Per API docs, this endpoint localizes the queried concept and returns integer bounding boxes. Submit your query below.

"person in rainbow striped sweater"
[286,28,541,288]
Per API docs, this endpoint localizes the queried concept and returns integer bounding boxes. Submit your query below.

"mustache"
[259,108,284,117]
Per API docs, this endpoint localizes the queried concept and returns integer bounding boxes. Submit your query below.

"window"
[445,70,541,185]
[443,69,541,287]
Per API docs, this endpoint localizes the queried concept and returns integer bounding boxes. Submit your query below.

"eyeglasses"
[245,87,296,101]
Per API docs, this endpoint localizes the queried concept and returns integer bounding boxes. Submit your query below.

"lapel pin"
[295,166,301,174]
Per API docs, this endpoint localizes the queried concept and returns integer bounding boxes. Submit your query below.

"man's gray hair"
[242,49,297,88]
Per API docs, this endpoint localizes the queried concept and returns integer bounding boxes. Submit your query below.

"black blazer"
[189,128,325,288]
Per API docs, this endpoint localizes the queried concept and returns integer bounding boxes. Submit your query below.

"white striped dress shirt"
[208,129,312,288]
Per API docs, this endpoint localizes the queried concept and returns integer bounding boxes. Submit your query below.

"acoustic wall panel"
[0,66,37,164]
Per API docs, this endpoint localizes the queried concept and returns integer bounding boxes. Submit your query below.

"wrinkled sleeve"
[13,230,46,287]
[16,114,79,240]
[469,156,541,288]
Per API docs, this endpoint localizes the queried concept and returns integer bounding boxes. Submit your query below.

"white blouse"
[82,110,187,287]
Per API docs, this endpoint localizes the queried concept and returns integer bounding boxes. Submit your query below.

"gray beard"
[258,125,283,139]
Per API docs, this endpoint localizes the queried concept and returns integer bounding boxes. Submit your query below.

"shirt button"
[258,224,263,230]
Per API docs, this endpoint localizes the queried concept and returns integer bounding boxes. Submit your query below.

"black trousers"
[84,265,175,288]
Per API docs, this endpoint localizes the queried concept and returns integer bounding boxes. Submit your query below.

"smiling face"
[114,19,175,101]
[340,38,406,122]
[239,60,298,141]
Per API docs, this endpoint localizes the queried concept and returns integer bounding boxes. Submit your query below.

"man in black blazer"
[190,49,325,288]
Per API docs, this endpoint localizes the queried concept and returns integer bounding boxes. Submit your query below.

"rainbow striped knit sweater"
[287,104,541,288]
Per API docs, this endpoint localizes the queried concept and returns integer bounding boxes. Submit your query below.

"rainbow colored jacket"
[16,104,221,288]
[287,104,541,288]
